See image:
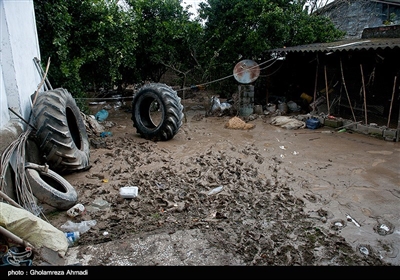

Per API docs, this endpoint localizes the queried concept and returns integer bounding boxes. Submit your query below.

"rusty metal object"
[233,59,260,84]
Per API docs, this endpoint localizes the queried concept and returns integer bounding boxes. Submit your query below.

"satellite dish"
[233,59,260,84]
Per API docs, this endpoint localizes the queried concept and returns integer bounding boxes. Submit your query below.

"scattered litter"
[64,232,80,247]
[306,118,320,129]
[293,151,299,155]
[91,198,109,209]
[100,131,112,138]
[380,224,390,232]
[103,232,109,236]
[359,246,369,256]
[120,186,139,198]
[270,116,306,129]
[66,203,85,217]
[346,214,361,227]
[210,96,231,114]
[95,109,109,122]
[207,185,223,196]
[287,101,301,112]
[225,116,255,130]
[279,146,286,150]
[335,221,343,227]
[60,220,97,234]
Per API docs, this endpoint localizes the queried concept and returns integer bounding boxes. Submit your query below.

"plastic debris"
[95,109,109,122]
[210,96,231,113]
[359,246,369,255]
[66,203,85,217]
[346,214,360,227]
[207,186,223,196]
[60,220,97,234]
[100,131,112,138]
[64,232,80,247]
[119,186,139,198]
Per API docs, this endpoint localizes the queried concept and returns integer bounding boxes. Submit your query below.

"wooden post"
[313,63,318,113]
[340,59,356,122]
[387,75,397,128]
[360,64,368,125]
[324,65,330,115]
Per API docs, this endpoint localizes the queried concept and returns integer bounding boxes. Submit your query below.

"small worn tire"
[131,83,184,141]
[31,88,90,174]
[25,162,78,210]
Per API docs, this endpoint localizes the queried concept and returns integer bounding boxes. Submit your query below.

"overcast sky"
[181,0,201,17]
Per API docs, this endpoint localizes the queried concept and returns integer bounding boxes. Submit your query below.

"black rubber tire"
[131,83,184,141]
[25,162,78,210]
[31,88,90,174]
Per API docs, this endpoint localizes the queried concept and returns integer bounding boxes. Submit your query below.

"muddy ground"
[39,92,399,267]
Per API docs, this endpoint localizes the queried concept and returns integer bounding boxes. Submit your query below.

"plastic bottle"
[207,185,223,195]
[65,232,80,246]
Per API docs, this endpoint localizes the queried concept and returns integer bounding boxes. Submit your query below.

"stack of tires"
[27,88,90,210]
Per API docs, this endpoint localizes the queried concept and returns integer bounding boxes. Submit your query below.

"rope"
[74,57,284,101]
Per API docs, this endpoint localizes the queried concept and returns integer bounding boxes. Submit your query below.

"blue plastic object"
[95,109,109,122]
[306,118,320,129]
[100,131,112,138]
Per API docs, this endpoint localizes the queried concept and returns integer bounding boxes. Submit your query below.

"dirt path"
[42,96,399,266]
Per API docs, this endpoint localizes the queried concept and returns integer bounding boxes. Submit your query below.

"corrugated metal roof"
[269,38,400,54]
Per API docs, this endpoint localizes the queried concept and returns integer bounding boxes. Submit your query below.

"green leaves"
[34,0,344,97]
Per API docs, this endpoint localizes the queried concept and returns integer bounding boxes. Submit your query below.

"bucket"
[266,103,276,112]
[254,105,263,115]
[300,93,313,104]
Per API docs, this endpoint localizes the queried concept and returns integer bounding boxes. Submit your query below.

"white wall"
[0,0,42,129]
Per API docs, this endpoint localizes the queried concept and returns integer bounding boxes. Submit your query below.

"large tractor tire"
[31,88,90,174]
[131,83,184,141]
[25,162,78,210]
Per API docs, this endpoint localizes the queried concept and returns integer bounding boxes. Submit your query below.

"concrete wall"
[319,0,400,39]
[0,0,42,155]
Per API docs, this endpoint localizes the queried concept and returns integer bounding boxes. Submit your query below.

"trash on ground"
[95,109,109,122]
[0,246,34,266]
[346,214,361,227]
[270,116,306,129]
[306,118,320,129]
[0,202,68,261]
[64,232,80,247]
[287,101,301,112]
[225,116,255,130]
[60,220,97,234]
[120,186,139,198]
[100,131,112,138]
[66,203,85,217]
[80,112,105,137]
[210,96,231,114]
[207,186,223,196]
[359,246,369,255]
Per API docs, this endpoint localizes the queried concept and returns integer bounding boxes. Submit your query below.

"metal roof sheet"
[269,38,400,54]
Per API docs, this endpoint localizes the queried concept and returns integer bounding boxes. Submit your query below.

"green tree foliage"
[197,0,344,94]
[34,0,137,95]
[125,0,202,85]
[34,0,344,98]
